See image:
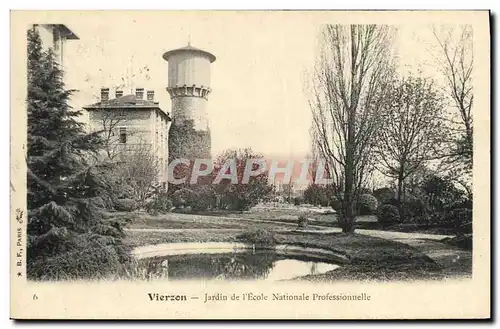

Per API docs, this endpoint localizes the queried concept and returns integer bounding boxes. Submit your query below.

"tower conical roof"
[163,44,216,63]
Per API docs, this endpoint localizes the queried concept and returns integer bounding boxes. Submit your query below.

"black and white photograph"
[9,10,490,319]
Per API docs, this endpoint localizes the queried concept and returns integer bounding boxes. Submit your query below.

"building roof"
[53,24,79,40]
[163,44,216,63]
[84,94,171,119]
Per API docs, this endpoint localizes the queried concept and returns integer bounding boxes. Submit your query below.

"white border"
[3,2,497,328]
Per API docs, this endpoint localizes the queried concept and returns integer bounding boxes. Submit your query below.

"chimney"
[147,90,154,101]
[135,88,144,100]
[100,88,109,101]
[115,90,123,98]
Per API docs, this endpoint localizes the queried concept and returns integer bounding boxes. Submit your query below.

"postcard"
[10,10,490,319]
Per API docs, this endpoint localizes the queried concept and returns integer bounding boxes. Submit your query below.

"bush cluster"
[145,192,173,216]
[376,204,400,227]
[293,196,304,206]
[357,194,378,215]
[303,184,334,207]
[371,174,472,235]
[236,228,277,247]
[114,198,138,212]
[297,214,309,228]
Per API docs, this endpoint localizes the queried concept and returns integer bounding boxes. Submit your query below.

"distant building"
[84,88,171,186]
[32,24,79,67]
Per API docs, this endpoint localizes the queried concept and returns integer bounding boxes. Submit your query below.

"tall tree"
[431,25,473,178]
[308,24,396,233]
[26,27,129,280]
[374,76,445,215]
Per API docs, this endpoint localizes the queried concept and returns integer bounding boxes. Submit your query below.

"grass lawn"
[125,229,242,248]
[280,232,446,282]
[117,210,321,231]
[192,207,458,235]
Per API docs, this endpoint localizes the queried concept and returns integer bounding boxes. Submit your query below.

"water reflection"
[140,251,339,281]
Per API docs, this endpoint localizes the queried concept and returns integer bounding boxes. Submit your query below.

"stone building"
[84,88,171,187]
[32,24,78,67]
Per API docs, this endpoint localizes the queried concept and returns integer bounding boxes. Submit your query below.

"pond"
[138,251,340,281]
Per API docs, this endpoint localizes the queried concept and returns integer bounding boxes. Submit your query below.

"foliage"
[421,174,467,213]
[168,119,211,162]
[376,204,400,227]
[357,194,378,215]
[373,187,394,205]
[303,184,334,207]
[26,27,130,280]
[171,188,195,208]
[236,228,277,247]
[441,234,472,251]
[445,208,472,235]
[297,214,309,228]
[190,185,217,211]
[145,189,173,215]
[400,197,429,224]
[213,148,272,211]
[114,198,138,212]
[330,198,342,212]
[170,185,216,211]
[293,196,303,206]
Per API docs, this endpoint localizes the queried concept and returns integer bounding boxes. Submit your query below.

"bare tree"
[374,76,445,214]
[118,142,160,206]
[431,25,473,171]
[96,109,127,160]
[308,24,396,233]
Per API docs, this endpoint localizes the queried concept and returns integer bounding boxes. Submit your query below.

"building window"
[119,127,127,144]
[53,28,61,52]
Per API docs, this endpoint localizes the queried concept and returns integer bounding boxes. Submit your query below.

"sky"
[60,12,446,159]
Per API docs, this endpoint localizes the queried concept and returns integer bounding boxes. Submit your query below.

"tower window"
[119,127,127,144]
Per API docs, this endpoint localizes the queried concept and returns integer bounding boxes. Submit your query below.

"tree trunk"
[342,108,356,235]
[397,166,404,222]
[340,213,356,234]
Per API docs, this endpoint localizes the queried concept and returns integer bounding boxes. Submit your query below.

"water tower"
[163,43,216,160]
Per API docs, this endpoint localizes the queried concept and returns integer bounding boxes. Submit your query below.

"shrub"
[357,194,378,215]
[422,174,466,213]
[297,214,309,228]
[330,198,342,212]
[401,197,428,223]
[236,228,277,247]
[442,234,472,251]
[373,187,394,205]
[171,188,195,208]
[303,184,334,207]
[191,186,217,211]
[114,198,138,212]
[145,193,173,215]
[191,195,213,211]
[293,196,303,206]
[446,208,472,235]
[376,204,400,227]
